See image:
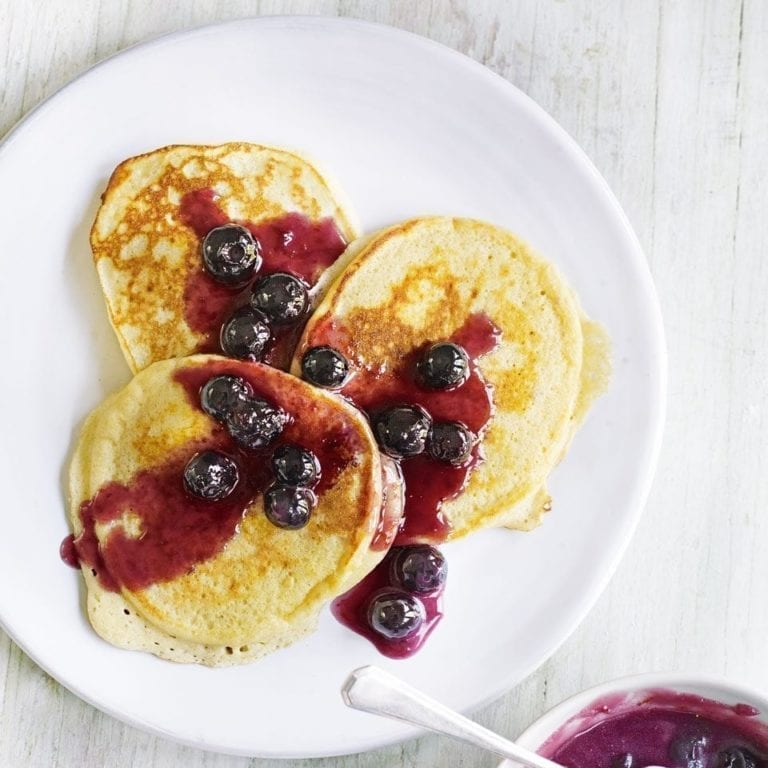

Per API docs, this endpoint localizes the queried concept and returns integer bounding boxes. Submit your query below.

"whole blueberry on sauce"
[251,272,309,325]
[264,484,316,529]
[416,342,470,390]
[426,421,473,465]
[183,450,239,501]
[271,444,320,487]
[226,397,287,450]
[371,405,431,459]
[220,307,271,361]
[301,346,350,389]
[200,375,252,421]
[390,546,447,594]
[202,224,261,286]
[367,590,425,640]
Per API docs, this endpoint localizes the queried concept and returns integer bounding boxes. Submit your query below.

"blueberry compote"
[540,690,768,768]
[308,312,500,544]
[332,545,446,659]
[179,188,347,369]
[61,360,361,592]
[325,312,500,657]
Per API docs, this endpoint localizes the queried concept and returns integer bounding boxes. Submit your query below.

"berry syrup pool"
[537,689,768,768]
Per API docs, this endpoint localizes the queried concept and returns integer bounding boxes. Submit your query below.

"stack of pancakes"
[68,143,610,665]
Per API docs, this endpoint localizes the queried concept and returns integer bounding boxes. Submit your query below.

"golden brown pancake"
[91,143,358,373]
[68,355,401,666]
[292,217,610,540]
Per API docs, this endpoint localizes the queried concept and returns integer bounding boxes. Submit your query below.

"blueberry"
[367,590,426,640]
[426,421,474,465]
[220,307,271,361]
[200,375,252,421]
[183,451,239,500]
[416,342,469,390]
[272,445,319,487]
[301,346,350,389]
[226,397,287,450]
[264,484,316,529]
[390,546,447,594]
[202,225,261,286]
[372,405,431,458]
[718,749,758,768]
[250,273,309,325]
[670,735,710,768]
[611,754,634,768]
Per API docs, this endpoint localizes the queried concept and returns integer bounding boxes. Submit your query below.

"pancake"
[91,143,358,373]
[68,355,401,666]
[292,217,610,540]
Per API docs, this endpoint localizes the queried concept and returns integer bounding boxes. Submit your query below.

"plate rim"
[0,14,667,758]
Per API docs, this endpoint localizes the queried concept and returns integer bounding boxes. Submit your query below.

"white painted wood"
[1,0,765,765]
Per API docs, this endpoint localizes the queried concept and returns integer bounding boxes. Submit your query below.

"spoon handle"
[342,666,562,768]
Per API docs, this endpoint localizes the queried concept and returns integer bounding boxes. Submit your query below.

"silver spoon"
[342,665,562,768]
[343,666,668,768]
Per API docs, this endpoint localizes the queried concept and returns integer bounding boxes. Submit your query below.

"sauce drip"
[62,360,361,592]
[59,534,80,569]
[178,188,347,368]
[317,313,499,657]
[331,547,444,659]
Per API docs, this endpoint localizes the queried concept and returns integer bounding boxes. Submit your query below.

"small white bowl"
[501,673,768,767]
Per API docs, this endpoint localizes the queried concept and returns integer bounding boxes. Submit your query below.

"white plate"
[0,17,665,758]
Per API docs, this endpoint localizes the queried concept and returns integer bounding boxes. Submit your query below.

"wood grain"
[1,0,766,766]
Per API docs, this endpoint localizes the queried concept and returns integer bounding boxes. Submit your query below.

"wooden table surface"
[2,1,766,765]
